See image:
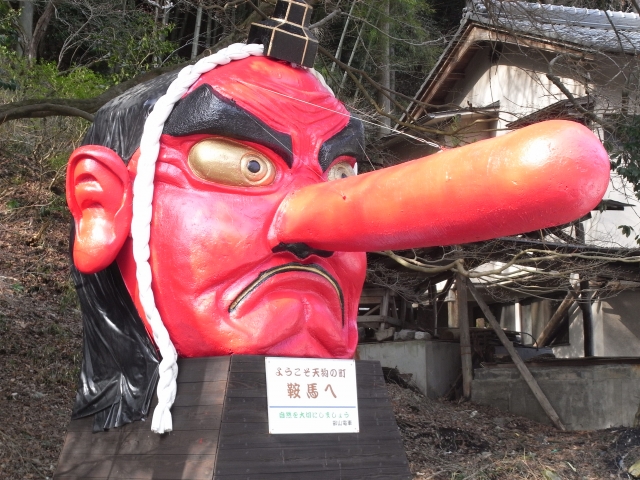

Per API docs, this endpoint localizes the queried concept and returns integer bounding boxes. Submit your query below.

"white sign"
[265,357,359,434]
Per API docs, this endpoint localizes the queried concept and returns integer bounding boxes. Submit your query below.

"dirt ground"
[1,150,640,480]
[390,382,640,479]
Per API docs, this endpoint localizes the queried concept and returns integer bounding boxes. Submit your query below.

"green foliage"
[617,225,640,244]
[103,16,177,81]
[607,115,640,245]
[48,1,179,81]
[1,53,111,100]
[0,2,180,98]
[609,114,640,199]
[6,199,20,209]
[0,2,17,51]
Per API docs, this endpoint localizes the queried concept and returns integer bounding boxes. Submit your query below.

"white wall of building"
[444,47,585,134]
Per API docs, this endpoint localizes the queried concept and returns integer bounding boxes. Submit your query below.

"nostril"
[272,242,333,259]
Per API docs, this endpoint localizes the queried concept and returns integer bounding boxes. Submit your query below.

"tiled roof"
[468,0,640,54]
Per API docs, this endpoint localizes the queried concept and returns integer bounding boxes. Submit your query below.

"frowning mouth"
[228,263,344,325]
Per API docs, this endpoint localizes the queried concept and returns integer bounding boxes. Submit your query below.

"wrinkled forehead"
[185,56,350,140]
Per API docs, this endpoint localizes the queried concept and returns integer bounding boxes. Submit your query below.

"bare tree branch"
[546,54,612,130]
[309,8,341,30]
[0,61,188,125]
[0,103,95,122]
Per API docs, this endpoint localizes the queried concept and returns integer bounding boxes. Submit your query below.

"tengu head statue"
[69,50,366,360]
[65,38,610,433]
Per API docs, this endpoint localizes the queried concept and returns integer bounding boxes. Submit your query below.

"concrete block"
[394,329,416,341]
[471,363,640,430]
[357,340,461,399]
[375,327,395,342]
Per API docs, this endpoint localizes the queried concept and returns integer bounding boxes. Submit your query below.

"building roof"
[470,0,640,55]
[401,0,640,123]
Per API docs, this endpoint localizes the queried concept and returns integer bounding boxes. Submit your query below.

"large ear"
[66,145,132,274]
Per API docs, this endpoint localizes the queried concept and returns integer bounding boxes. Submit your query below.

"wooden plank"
[118,429,219,455]
[57,429,120,455]
[351,386,389,398]
[109,454,215,479]
[356,315,402,327]
[360,288,388,297]
[57,357,410,480]
[170,404,224,431]
[355,360,384,376]
[54,454,115,478]
[536,290,578,347]
[54,426,120,479]
[228,361,266,373]
[381,290,390,317]
[356,374,386,386]
[222,397,269,423]
[226,372,265,397]
[361,304,380,316]
[359,296,383,304]
[172,380,227,407]
[177,356,230,383]
[456,272,473,399]
[215,470,412,480]
[217,443,407,463]
[230,355,266,364]
[218,424,406,449]
[55,477,109,480]
[214,445,409,475]
[466,279,566,431]
[66,415,95,432]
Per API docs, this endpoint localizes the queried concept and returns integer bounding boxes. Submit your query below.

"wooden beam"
[465,279,566,431]
[429,284,439,336]
[456,273,473,400]
[357,315,403,327]
[580,279,594,357]
[390,295,399,320]
[381,289,390,317]
[362,304,380,317]
[536,290,578,347]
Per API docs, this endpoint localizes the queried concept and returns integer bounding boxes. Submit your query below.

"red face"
[118,57,367,358]
[73,54,609,361]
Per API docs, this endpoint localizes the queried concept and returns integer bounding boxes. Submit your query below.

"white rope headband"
[132,42,335,434]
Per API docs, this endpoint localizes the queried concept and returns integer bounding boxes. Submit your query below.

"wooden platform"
[54,355,412,479]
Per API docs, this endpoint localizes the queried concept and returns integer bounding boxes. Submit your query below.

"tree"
[0,1,444,143]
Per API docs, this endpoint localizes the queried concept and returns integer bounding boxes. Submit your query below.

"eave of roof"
[400,0,640,126]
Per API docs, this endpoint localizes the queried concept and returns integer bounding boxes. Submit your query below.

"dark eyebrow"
[163,84,294,167]
[318,117,365,172]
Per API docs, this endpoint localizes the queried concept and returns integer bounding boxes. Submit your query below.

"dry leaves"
[388,382,640,479]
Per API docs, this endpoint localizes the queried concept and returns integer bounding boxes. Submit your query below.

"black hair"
[71,71,178,431]
[81,71,178,162]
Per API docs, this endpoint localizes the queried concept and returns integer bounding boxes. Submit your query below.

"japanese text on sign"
[265,357,359,434]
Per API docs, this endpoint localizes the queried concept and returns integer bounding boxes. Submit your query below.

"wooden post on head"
[456,273,473,400]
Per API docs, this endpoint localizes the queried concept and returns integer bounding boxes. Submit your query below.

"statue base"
[54,355,411,479]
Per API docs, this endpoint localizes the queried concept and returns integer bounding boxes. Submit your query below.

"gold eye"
[188,138,276,187]
[326,161,355,181]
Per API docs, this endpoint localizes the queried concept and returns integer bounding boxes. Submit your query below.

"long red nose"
[269,120,610,251]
